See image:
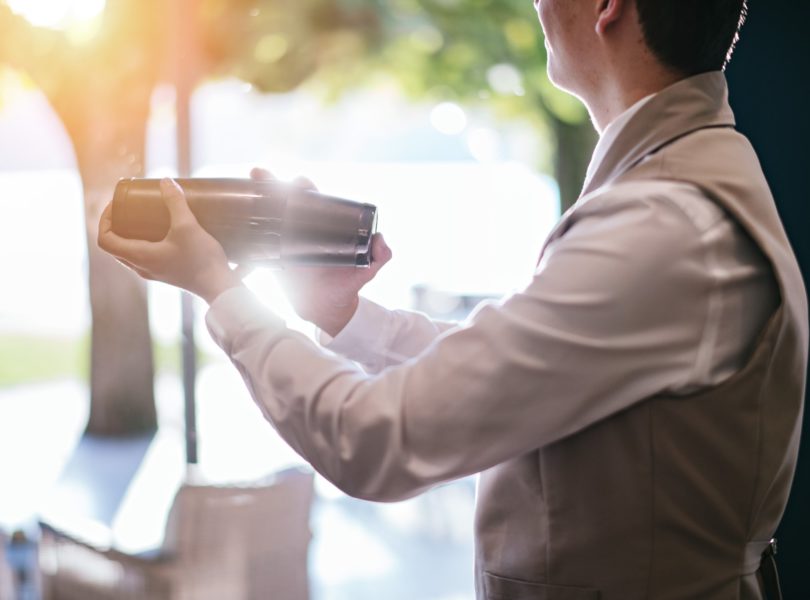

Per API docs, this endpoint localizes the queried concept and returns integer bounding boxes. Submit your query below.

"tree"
[401,0,597,211]
[0,1,163,434]
[310,0,597,211]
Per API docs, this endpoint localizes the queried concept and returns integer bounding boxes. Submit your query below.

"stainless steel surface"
[112,178,377,267]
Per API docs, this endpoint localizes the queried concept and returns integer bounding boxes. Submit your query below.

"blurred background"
[0,0,593,598]
[3,1,806,599]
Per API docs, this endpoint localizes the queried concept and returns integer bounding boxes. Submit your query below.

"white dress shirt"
[205,98,778,501]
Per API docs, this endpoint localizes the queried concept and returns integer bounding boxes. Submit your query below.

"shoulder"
[536,178,740,321]
[550,180,727,274]
[573,179,726,238]
[543,181,710,291]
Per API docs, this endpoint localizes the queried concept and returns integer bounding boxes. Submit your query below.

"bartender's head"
[535,0,748,101]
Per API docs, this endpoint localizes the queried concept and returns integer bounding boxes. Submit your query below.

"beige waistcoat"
[474,73,809,600]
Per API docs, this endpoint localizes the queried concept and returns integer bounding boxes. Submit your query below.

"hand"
[250,167,393,337]
[98,178,243,304]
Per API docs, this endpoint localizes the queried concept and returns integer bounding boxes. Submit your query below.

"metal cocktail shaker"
[111,178,377,267]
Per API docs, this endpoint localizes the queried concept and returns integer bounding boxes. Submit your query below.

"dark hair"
[635,0,749,76]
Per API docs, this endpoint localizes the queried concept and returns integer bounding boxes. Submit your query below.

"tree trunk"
[76,142,156,435]
[81,168,156,435]
[0,0,163,435]
[552,117,598,213]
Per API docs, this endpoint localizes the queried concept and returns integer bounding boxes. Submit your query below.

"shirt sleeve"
[316,297,458,374]
[205,190,710,502]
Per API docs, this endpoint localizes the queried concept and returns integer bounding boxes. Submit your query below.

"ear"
[595,0,625,35]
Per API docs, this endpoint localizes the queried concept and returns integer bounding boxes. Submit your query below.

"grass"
[0,334,86,387]
[0,333,209,388]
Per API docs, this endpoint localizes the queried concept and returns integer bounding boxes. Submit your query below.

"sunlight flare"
[5,0,106,30]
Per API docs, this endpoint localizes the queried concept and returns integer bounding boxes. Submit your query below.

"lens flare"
[5,0,106,30]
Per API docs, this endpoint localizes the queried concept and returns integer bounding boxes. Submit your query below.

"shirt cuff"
[317,297,393,367]
[205,285,286,355]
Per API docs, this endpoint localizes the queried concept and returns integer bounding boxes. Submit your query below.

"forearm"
[207,288,512,501]
[206,287,445,500]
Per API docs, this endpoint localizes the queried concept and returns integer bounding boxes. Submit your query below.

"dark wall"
[726,1,810,595]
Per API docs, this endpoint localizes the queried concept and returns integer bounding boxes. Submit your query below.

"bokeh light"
[430,102,467,135]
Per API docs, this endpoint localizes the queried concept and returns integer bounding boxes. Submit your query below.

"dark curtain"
[726,1,810,594]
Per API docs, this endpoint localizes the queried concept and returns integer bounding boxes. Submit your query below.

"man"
[99,0,808,597]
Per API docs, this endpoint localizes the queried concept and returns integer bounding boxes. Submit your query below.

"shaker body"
[111,178,377,267]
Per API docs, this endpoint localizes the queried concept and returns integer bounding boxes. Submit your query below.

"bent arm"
[206,194,710,502]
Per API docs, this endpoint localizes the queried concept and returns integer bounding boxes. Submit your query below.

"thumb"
[160,178,196,225]
[250,167,275,181]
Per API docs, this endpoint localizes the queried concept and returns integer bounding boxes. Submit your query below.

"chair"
[39,468,314,600]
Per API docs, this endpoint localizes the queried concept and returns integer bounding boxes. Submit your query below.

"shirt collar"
[584,94,655,186]
[580,71,736,199]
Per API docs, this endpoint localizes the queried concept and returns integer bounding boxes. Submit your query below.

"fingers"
[98,201,151,258]
[250,167,275,181]
[99,228,158,264]
[98,201,114,239]
[160,178,196,226]
[116,257,153,280]
[292,175,318,191]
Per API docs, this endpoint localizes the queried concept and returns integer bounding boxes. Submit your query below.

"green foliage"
[201,0,382,92]
[329,0,586,124]
[195,0,588,127]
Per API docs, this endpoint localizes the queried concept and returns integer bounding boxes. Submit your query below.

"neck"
[586,66,684,134]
